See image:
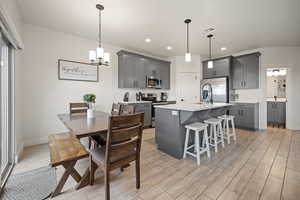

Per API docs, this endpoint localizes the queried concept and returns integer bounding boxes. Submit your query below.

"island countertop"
[154,102,232,112]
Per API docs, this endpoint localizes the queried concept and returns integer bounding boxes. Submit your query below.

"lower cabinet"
[229,103,259,130]
[267,101,286,127]
[133,103,152,127]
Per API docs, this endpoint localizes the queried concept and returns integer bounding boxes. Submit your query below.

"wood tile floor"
[13,127,300,200]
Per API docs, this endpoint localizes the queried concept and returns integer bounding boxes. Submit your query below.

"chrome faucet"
[202,83,213,104]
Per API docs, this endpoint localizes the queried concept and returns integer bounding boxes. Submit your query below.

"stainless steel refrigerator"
[200,77,229,103]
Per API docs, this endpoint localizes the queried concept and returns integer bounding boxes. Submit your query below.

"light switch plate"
[172,111,178,115]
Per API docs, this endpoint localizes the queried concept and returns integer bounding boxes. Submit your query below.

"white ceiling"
[17,0,300,58]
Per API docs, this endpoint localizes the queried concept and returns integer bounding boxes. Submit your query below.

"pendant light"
[184,19,192,62]
[89,4,110,66]
[207,34,213,69]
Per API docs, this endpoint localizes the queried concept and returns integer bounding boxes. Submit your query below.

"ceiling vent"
[204,27,215,33]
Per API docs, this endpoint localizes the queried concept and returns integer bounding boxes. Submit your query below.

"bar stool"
[218,115,237,144]
[204,118,225,153]
[183,122,211,165]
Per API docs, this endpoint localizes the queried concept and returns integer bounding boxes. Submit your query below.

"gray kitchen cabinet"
[232,58,244,89]
[120,102,152,127]
[117,50,171,89]
[229,103,259,130]
[135,56,148,88]
[267,101,286,127]
[134,103,152,127]
[202,56,232,79]
[159,61,171,89]
[232,52,260,89]
[118,53,137,88]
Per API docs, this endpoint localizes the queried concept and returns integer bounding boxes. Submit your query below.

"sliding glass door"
[0,31,15,192]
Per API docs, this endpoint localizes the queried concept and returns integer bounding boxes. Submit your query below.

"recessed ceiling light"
[166,46,172,50]
[221,47,227,51]
[145,38,151,43]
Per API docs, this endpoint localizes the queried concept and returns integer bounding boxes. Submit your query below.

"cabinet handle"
[244,81,246,87]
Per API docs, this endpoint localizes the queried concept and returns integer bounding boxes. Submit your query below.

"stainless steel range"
[141,93,176,127]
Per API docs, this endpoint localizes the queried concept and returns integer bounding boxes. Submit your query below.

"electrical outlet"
[171,111,178,116]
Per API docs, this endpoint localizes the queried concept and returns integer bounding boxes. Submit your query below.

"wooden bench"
[48,132,89,197]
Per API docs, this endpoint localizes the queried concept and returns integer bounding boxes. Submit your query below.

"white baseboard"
[15,142,24,163]
[24,136,48,147]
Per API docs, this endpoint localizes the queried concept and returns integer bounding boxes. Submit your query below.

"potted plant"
[83,94,96,118]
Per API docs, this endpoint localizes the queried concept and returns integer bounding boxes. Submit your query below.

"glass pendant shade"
[88,4,109,66]
[89,50,96,62]
[185,53,191,62]
[184,19,192,63]
[96,47,104,59]
[104,52,110,63]
[208,60,213,69]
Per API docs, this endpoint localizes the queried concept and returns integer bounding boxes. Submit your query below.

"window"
[0,30,15,192]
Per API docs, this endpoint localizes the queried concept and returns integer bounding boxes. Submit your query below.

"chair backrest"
[105,113,144,169]
[120,104,135,115]
[70,103,89,114]
[111,103,121,115]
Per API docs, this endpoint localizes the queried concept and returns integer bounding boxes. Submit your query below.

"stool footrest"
[186,151,196,157]
[186,145,195,150]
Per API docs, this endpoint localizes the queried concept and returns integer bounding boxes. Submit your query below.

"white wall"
[234,47,300,130]
[20,24,176,146]
[170,55,202,102]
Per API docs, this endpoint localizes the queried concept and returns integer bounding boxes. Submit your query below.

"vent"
[204,27,215,33]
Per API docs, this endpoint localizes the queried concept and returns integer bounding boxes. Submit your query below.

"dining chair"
[89,103,124,148]
[69,103,89,114]
[111,103,121,115]
[70,102,96,148]
[89,113,144,200]
[120,104,135,115]
[89,104,135,148]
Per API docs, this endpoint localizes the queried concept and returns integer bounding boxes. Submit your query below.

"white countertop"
[266,98,287,102]
[230,100,259,104]
[119,101,152,104]
[154,102,232,112]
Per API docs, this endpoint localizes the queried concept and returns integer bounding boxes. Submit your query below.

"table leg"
[62,163,82,183]
[75,168,90,190]
[51,160,77,198]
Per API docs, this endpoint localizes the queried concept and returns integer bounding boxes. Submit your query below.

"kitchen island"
[154,103,232,159]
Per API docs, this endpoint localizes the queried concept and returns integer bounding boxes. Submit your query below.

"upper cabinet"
[117,50,171,89]
[232,52,261,89]
[202,56,232,79]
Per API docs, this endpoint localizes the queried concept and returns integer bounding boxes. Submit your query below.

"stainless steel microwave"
[146,76,162,89]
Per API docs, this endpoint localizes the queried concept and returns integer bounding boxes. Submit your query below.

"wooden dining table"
[57,111,111,190]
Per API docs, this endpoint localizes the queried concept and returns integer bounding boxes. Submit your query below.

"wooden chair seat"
[90,146,136,165]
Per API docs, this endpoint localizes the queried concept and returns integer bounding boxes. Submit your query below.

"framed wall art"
[58,59,99,82]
